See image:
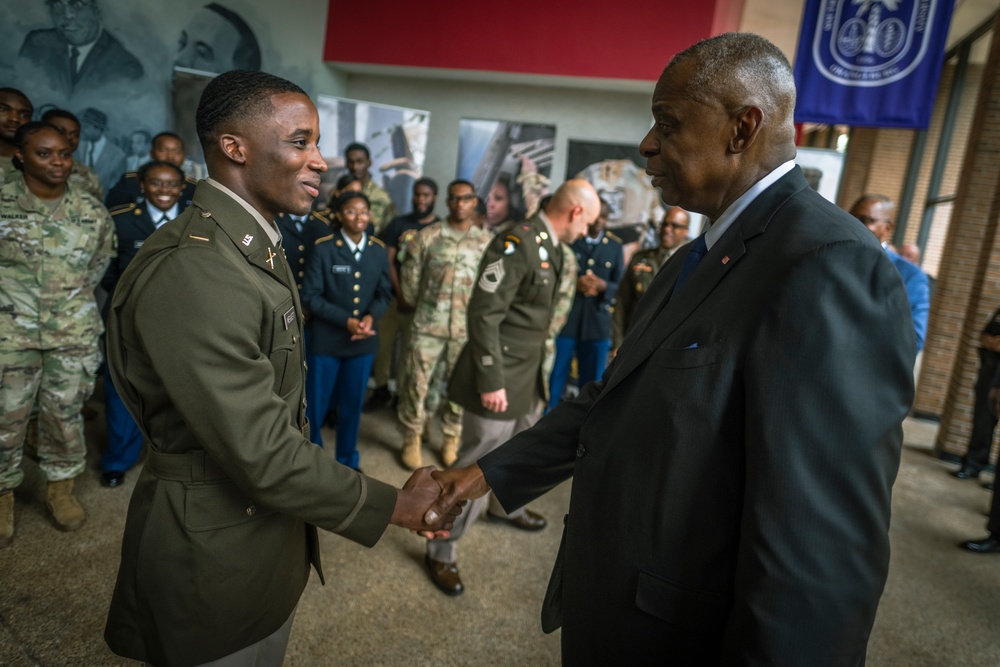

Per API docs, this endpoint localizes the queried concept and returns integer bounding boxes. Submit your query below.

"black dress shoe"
[101,471,125,488]
[362,386,392,413]
[324,408,338,428]
[961,536,1000,553]
[953,467,981,480]
[487,508,547,531]
[425,555,464,596]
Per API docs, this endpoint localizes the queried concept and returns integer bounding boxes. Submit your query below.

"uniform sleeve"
[104,175,131,208]
[720,241,914,662]
[127,248,396,544]
[302,244,351,328]
[399,229,424,308]
[466,234,531,394]
[87,206,117,290]
[368,251,392,322]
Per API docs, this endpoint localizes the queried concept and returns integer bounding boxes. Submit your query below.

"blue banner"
[793,0,956,129]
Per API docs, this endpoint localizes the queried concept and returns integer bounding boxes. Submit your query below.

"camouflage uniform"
[397,221,492,439]
[0,175,116,492]
[611,245,679,349]
[69,161,103,200]
[363,179,397,234]
[0,156,16,184]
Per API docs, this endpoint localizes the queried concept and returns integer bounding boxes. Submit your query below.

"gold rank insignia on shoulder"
[199,210,212,218]
[133,207,142,216]
[188,234,210,242]
[242,234,253,246]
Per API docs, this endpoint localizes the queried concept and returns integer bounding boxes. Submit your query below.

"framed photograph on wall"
[794,147,845,205]
[316,95,430,214]
[457,119,555,231]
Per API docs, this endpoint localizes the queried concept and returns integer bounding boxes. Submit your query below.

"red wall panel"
[325,1,743,82]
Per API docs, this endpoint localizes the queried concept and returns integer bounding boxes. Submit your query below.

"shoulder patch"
[110,203,137,216]
[315,234,334,246]
[478,259,505,293]
[368,236,386,248]
[606,231,623,244]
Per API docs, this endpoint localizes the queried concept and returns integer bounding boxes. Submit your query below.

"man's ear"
[219,133,248,165]
[730,106,764,154]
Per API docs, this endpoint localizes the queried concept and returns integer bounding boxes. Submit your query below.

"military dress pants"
[101,369,145,473]
[548,335,612,410]
[306,352,374,470]
[0,346,100,492]
[397,334,464,438]
[427,399,543,564]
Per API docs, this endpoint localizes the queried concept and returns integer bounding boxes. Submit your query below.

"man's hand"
[391,467,465,539]
[424,464,491,526]
[481,388,508,413]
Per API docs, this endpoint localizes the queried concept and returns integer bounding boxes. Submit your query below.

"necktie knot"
[673,234,708,295]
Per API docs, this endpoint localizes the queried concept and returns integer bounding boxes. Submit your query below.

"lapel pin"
[242,234,253,246]
[722,256,730,265]
[266,247,276,270]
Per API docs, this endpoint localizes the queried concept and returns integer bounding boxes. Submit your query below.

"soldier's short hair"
[414,177,438,195]
[41,108,78,126]
[152,131,184,150]
[0,87,32,110]
[334,191,370,212]
[11,121,63,171]
[138,160,185,183]
[344,142,370,159]
[447,179,475,195]
[196,70,305,153]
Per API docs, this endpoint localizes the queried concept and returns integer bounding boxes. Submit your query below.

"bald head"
[544,179,601,244]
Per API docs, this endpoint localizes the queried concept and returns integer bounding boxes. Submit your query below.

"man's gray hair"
[667,33,796,122]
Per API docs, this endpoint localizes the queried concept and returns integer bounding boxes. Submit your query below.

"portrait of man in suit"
[76,106,126,193]
[426,32,916,664]
[17,0,144,96]
[173,3,262,74]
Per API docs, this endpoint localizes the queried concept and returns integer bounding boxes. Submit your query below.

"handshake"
[389,464,492,539]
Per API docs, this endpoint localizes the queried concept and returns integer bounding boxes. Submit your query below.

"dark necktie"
[672,234,708,295]
[70,46,79,84]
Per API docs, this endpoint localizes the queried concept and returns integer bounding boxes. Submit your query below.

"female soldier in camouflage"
[0,122,115,545]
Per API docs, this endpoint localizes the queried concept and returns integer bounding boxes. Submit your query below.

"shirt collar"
[537,210,558,243]
[146,201,179,227]
[205,178,281,246]
[704,160,795,250]
[585,231,604,245]
[70,38,99,71]
[340,229,367,253]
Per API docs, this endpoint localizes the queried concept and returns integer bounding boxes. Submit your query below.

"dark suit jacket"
[301,232,392,357]
[105,172,197,210]
[479,168,915,664]
[448,215,566,418]
[104,182,397,666]
[18,28,143,95]
[559,231,624,341]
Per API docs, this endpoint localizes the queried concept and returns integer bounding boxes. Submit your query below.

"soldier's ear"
[219,134,247,165]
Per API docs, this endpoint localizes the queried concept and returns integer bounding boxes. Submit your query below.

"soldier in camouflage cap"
[396,179,492,469]
[0,122,116,546]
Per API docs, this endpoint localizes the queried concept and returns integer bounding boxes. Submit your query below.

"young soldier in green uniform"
[397,179,492,469]
[0,122,116,544]
[345,141,396,233]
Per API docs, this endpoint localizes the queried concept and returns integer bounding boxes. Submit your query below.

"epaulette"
[178,209,216,246]
[109,202,137,216]
[368,236,386,248]
[185,175,198,184]
[312,209,331,223]
[606,231,623,244]
[123,171,137,178]
[315,234,334,245]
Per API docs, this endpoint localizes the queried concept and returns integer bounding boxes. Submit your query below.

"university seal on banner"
[812,0,937,87]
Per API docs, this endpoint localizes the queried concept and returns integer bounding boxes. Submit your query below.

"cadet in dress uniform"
[301,192,391,469]
[275,208,331,293]
[98,161,186,488]
[611,206,690,349]
[548,200,623,409]
[104,132,196,209]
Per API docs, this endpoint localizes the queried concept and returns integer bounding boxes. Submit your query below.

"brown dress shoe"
[487,508,547,531]
[425,554,464,596]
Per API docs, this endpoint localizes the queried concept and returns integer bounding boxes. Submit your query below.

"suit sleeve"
[466,235,531,394]
[128,247,396,545]
[720,241,914,663]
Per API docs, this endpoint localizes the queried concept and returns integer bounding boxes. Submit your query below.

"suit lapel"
[596,167,810,401]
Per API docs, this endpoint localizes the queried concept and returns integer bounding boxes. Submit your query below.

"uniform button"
[297,271,304,277]
[292,335,297,345]
[354,271,361,278]
[245,504,257,517]
[353,284,360,291]
[298,244,305,251]
[353,297,360,303]
[353,309,360,316]
[605,261,611,268]
[576,444,586,458]
[587,259,595,266]
[298,258,305,265]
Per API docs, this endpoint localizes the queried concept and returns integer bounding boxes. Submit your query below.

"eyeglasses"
[448,195,477,202]
[663,222,689,230]
[146,179,182,189]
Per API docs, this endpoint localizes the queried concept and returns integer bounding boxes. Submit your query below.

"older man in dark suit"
[426,33,915,664]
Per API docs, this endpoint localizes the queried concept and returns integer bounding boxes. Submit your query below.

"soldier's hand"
[481,389,508,413]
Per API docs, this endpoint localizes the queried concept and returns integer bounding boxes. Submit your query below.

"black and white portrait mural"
[1,0,342,192]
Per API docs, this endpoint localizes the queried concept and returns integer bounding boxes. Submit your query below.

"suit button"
[576,444,586,458]
[245,504,257,517]
[354,271,361,278]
